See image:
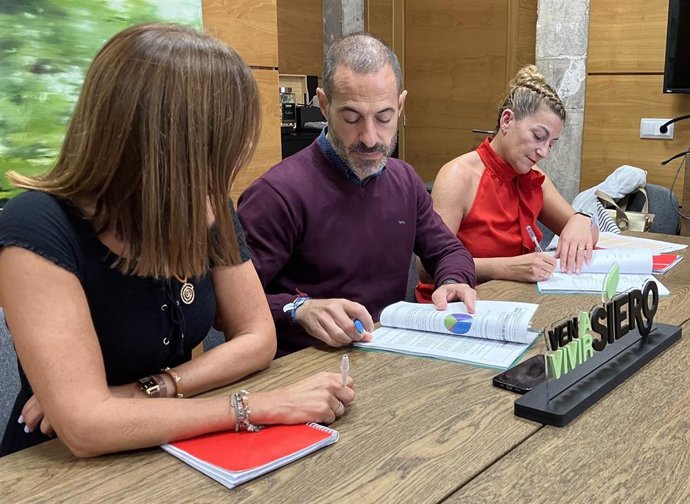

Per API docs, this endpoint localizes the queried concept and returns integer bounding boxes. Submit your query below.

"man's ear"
[397,90,408,117]
[316,88,329,118]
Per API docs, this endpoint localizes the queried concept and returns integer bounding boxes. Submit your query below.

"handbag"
[595,188,655,232]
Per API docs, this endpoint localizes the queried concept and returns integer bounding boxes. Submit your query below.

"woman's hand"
[250,372,355,426]
[507,252,558,282]
[20,383,143,436]
[555,214,595,273]
[20,394,54,436]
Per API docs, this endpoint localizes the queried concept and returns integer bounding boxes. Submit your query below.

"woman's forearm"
[169,329,276,397]
[474,257,513,283]
[56,395,234,458]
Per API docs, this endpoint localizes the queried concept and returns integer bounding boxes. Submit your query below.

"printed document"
[354,301,540,370]
[596,232,687,253]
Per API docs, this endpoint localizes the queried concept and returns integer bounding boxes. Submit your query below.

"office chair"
[0,309,20,441]
[627,183,681,235]
[202,327,225,352]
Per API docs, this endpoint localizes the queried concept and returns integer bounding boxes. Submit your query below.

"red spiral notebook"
[161,423,338,489]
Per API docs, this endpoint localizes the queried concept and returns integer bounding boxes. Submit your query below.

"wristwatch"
[282,296,311,323]
[137,375,166,398]
[575,210,597,229]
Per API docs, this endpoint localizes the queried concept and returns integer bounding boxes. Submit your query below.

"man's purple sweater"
[238,140,476,354]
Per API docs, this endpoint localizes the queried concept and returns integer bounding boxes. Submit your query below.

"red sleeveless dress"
[415,138,545,302]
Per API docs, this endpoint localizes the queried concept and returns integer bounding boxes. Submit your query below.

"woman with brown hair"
[0,23,354,457]
[416,65,598,299]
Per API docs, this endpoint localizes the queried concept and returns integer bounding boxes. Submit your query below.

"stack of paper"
[162,423,338,489]
[537,249,670,295]
[596,232,688,254]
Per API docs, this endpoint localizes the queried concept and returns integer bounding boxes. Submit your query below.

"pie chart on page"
[444,314,473,334]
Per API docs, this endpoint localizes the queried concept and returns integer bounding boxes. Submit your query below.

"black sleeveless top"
[0,191,250,455]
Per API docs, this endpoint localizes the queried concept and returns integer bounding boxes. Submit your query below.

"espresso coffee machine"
[280,87,296,133]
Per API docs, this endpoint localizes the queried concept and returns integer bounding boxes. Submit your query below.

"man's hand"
[431,283,477,312]
[295,298,374,347]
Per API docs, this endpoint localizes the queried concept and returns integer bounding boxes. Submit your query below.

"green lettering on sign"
[546,348,564,380]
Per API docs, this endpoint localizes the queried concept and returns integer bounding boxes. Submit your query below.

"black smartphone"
[492,355,546,394]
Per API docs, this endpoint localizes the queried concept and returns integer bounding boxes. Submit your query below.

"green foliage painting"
[0,0,202,205]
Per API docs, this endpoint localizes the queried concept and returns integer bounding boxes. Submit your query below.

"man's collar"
[316,128,386,186]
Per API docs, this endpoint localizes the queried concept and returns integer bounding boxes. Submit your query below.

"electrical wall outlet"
[640,118,674,139]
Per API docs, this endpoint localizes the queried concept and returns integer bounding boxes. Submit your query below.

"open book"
[537,249,670,295]
[161,423,338,490]
[354,300,539,370]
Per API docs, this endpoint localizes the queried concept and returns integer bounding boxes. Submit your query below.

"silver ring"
[335,401,345,416]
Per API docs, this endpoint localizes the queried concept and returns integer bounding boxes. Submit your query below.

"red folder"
[652,254,682,274]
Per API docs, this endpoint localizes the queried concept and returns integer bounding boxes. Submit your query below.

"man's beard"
[329,130,398,180]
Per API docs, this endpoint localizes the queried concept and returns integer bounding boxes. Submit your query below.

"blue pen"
[353,319,365,334]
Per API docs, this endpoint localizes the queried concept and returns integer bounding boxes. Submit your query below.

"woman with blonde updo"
[416,65,598,300]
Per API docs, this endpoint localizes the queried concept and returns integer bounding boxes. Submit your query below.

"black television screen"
[664,0,690,93]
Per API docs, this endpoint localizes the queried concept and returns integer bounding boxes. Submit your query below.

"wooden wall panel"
[366,0,394,48]
[367,0,534,173]
[581,74,690,200]
[277,0,323,76]
[404,0,509,182]
[588,0,669,74]
[405,127,485,183]
[202,0,281,201]
[366,0,406,158]
[584,0,690,235]
[203,0,278,68]
[231,69,282,202]
[514,0,537,75]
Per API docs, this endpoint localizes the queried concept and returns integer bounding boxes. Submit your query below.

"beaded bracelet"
[229,390,262,432]
[162,367,184,398]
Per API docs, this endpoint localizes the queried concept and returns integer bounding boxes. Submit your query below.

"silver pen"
[340,354,349,386]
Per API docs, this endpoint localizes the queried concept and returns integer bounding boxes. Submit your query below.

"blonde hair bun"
[495,64,566,130]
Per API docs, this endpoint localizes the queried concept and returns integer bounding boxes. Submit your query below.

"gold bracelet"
[162,367,184,398]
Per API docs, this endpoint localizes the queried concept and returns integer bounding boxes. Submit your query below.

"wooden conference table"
[1,233,688,503]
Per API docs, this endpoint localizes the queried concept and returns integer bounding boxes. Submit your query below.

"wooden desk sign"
[515,281,682,427]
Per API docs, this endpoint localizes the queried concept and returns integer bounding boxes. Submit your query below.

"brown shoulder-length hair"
[8,23,260,278]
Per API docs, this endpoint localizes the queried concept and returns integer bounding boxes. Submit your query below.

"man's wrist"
[283,296,311,324]
[440,278,459,287]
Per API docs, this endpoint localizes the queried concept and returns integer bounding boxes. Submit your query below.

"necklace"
[175,275,195,305]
